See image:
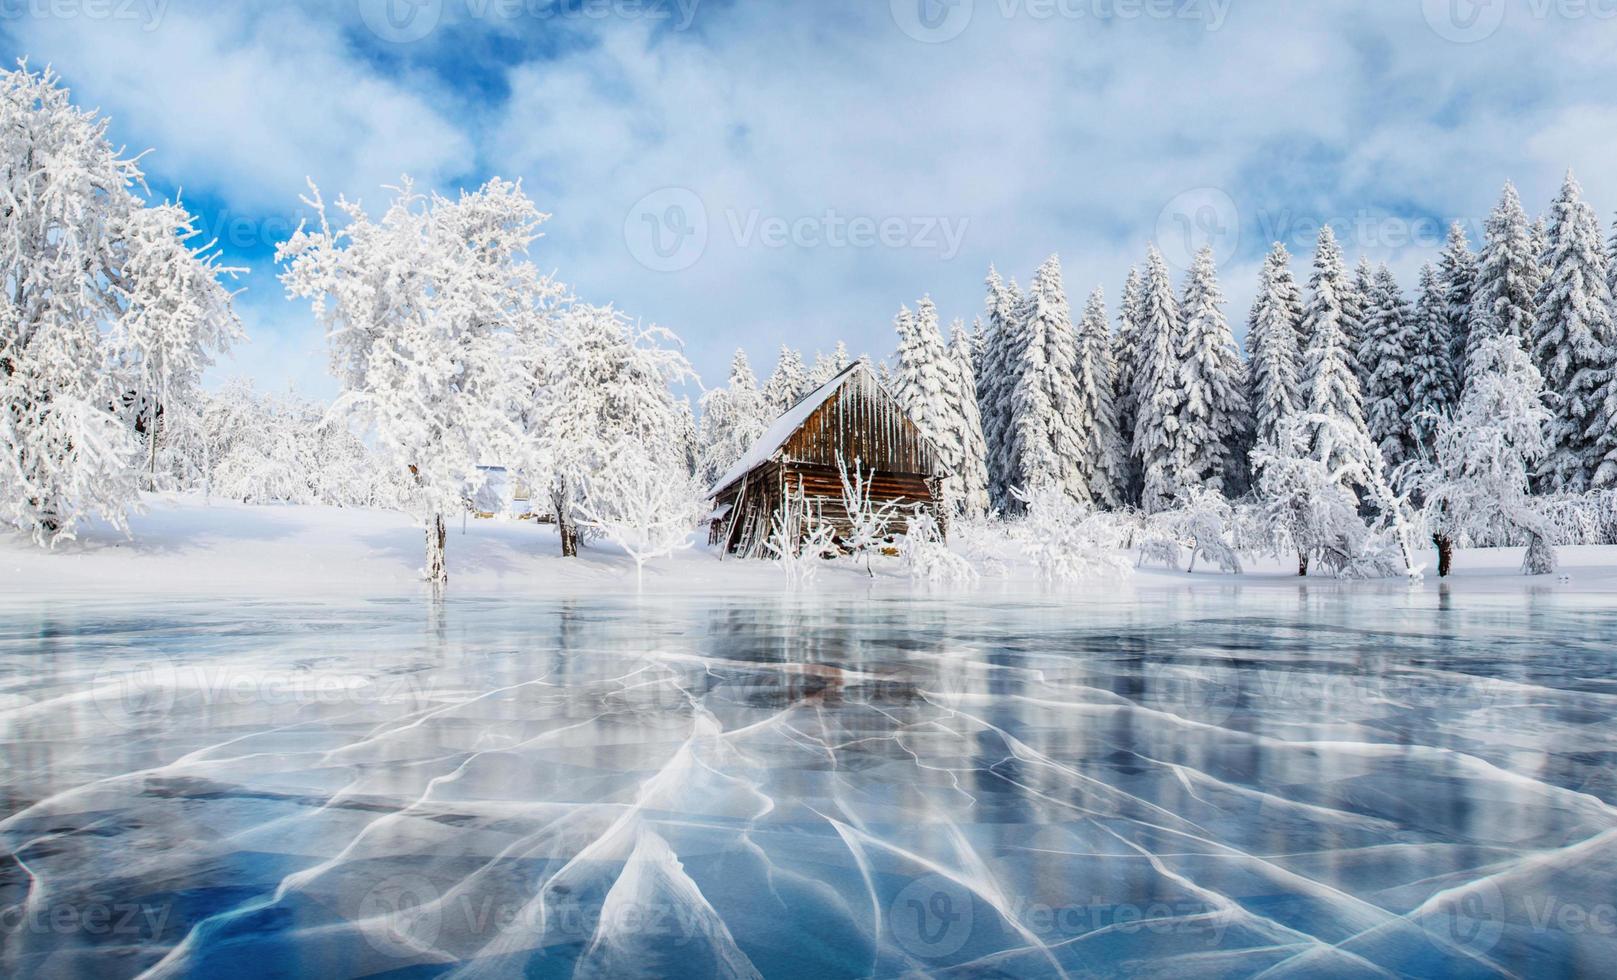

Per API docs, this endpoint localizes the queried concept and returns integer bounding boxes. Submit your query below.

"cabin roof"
[707,362,865,498]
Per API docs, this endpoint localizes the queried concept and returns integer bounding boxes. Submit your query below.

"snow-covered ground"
[4,493,1615,596]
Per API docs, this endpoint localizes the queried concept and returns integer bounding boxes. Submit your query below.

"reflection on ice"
[1,590,1615,977]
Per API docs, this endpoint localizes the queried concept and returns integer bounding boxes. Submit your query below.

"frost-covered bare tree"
[1419,335,1557,576]
[110,202,244,490]
[278,176,560,584]
[575,438,703,585]
[0,63,242,545]
[515,303,694,557]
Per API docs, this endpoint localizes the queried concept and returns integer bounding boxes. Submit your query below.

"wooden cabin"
[708,362,946,557]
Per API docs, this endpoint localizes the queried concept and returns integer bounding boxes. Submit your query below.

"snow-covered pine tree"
[948,319,992,515]
[1407,263,1459,464]
[979,267,1022,508]
[278,176,560,583]
[1469,182,1540,378]
[1176,246,1249,497]
[1245,242,1305,456]
[808,342,851,388]
[1437,221,1478,395]
[1074,287,1126,508]
[1361,265,1417,470]
[1112,266,1145,505]
[1007,257,1086,502]
[1340,257,1373,390]
[892,297,971,510]
[1608,211,1617,300]
[1,64,243,545]
[697,349,772,490]
[1300,226,1375,478]
[762,346,810,412]
[1531,171,1616,492]
[1132,246,1186,512]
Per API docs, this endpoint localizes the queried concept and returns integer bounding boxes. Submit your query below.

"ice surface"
[1,589,1615,978]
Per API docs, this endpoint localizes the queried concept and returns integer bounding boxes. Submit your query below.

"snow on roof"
[707,362,865,498]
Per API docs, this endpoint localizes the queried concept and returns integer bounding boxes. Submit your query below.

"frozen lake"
[2,589,1615,978]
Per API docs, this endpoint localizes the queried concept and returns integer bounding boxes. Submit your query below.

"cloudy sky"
[5,0,1615,397]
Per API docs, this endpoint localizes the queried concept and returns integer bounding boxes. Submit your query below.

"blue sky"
[5,0,1616,398]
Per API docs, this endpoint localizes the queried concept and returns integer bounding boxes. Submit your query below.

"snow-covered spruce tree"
[278,176,559,584]
[1438,222,1477,393]
[1469,182,1540,379]
[1245,242,1305,458]
[1132,246,1186,512]
[697,349,772,489]
[1342,257,1374,392]
[0,64,243,545]
[892,297,972,511]
[1407,263,1459,464]
[516,304,693,557]
[948,319,992,515]
[1074,288,1127,509]
[978,266,1022,509]
[1176,246,1249,497]
[1420,334,1556,576]
[1007,256,1088,504]
[1532,171,1615,492]
[762,345,810,413]
[1111,266,1145,505]
[1300,226,1375,480]
[109,202,245,491]
[808,342,851,388]
[1361,265,1417,470]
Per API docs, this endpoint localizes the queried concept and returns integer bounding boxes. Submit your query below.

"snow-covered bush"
[836,454,900,576]
[764,478,834,587]
[199,381,409,508]
[1010,485,1132,583]
[574,440,703,586]
[899,508,978,585]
